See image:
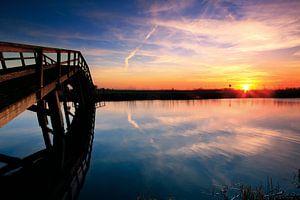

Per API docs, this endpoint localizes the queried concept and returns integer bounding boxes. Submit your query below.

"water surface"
[0,99,300,199]
[81,99,300,199]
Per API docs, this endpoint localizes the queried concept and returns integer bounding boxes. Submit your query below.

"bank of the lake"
[95,88,300,101]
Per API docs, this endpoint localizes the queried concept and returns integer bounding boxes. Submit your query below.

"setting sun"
[242,84,251,92]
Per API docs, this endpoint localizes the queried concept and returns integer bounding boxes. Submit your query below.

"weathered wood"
[0,68,35,83]
[67,52,71,77]
[0,42,94,129]
[0,52,6,69]
[36,100,52,149]
[0,41,79,53]
[0,69,77,127]
[19,52,26,67]
[74,52,77,66]
[47,90,65,169]
[0,56,35,61]
[0,92,37,127]
[35,49,44,90]
[48,91,64,132]
[63,100,71,129]
[57,50,61,84]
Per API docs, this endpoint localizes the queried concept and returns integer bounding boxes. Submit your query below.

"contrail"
[145,26,157,40]
[125,47,140,69]
[125,25,158,69]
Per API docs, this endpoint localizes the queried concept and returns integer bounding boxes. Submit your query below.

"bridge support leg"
[76,75,86,109]
[36,100,52,149]
[47,90,65,170]
[62,86,71,129]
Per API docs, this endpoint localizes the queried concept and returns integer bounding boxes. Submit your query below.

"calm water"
[1,99,300,199]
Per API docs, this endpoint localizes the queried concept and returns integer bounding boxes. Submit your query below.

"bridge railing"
[0,42,93,87]
[0,42,95,128]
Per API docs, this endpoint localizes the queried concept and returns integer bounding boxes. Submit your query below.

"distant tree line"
[94,88,300,102]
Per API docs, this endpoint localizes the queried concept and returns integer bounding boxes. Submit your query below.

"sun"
[241,84,251,92]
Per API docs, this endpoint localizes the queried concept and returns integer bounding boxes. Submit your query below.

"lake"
[1,99,300,199]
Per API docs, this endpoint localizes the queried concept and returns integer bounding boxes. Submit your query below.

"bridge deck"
[0,42,93,127]
[0,65,78,127]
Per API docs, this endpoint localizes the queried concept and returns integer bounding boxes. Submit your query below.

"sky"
[1,0,300,89]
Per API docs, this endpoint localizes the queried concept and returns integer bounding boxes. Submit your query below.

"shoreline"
[95,88,300,102]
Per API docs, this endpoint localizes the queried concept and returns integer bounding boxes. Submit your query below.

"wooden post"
[0,52,6,69]
[36,49,43,88]
[35,49,43,100]
[74,52,77,66]
[48,91,64,136]
[19,52,26,67]
[77,75,86,109]
[62,86,71,129]
[63,99,71,128]
[36,100,52,149]
[67,51,71,77]
[47,90,65,169]
[57,50,61,84]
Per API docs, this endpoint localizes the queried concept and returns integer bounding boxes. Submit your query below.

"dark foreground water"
[1,99,300,199]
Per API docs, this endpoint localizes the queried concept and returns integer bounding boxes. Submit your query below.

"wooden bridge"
[0,42,97,198]
[0,41,95,127]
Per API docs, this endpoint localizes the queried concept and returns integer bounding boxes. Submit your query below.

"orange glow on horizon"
[241,84,251,92]
[91,66,300,90]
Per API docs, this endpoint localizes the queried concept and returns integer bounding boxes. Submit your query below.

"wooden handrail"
[0,41,93,86]
[0,41,79,53]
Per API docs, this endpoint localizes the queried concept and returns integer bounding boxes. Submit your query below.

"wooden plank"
[0,92,37,127]
[0,46,34,52]
[0,41,79,54]
[0,68,35,83]
[0,56,35,61]
[0,69,77,127]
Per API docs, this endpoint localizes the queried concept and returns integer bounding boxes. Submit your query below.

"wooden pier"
[0,42,97,199]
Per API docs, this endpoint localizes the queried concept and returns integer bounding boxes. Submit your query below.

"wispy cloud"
[5,0,299,89]
[293,51,300,57]
[144,0,194,15]
[124,25,157,69]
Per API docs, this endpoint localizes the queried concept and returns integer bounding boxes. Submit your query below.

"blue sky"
[1,0,300,89]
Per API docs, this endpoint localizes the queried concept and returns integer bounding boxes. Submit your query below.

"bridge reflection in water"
[0,104,95,199]
[0,42,97,199]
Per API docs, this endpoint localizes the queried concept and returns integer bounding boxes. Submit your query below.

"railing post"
[57,50,61,84]
[67,51,70,77]
[19,52,25,67]
[0,52,7,69]
[36,49,44,99]
[74,52,77,66]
